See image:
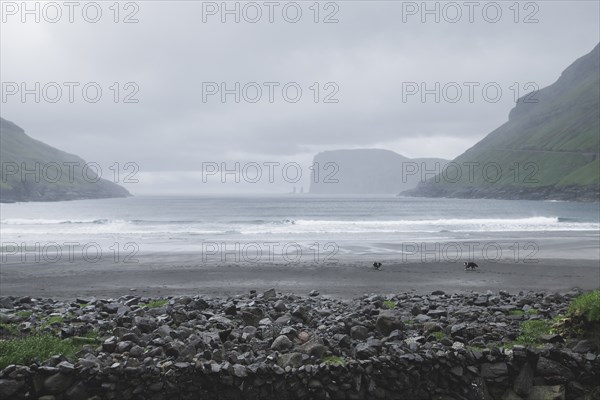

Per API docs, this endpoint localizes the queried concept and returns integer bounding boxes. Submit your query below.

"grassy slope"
[0,118,130,202]
[407,43,600,200]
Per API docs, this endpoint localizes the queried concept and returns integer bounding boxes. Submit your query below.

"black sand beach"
[1,254,598,299]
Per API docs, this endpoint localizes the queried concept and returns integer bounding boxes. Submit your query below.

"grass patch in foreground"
[47,315,64,325]
[0,334,83,369]
[144,299,169,308]
[16,311,33,319]
[569,289,600,322]
[0,323,19,336]
[430,331,447,340]
[322,355,345,366]
[382,300,397,310]
[40,315,65,332]
[514,319,552,346]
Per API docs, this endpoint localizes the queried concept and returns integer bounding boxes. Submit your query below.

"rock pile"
[0,288,598,399]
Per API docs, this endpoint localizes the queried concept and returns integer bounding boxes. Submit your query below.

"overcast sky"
[1,0,599,194]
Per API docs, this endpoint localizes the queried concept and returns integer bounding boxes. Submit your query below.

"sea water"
[1,195,599,263]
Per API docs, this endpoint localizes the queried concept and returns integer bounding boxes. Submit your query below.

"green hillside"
[405,43,600,201]
[0,118,130,202]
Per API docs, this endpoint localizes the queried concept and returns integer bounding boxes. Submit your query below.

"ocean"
[1,195,599,265]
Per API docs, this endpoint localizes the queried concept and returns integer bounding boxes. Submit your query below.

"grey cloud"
[1,1,598,193]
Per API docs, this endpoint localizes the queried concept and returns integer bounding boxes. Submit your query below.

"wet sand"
[1,253,598,299]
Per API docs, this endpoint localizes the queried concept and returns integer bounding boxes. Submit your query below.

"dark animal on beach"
[373,262,382,270]
[464,261,478,271]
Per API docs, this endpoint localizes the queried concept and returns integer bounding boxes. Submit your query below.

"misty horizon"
[2,1,599,195]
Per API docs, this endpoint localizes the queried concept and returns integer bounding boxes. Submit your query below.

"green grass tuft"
[382,300,397,310]
[430,331,447,340]
[514,319,552,345]
[47,315,64,325]
[71,330,100,345]
[0,323,19,336]
[568,289,600,322]
[0,334,83,369]
[322,355,345,366]
[144,299,169,308]
[16,311,33,319]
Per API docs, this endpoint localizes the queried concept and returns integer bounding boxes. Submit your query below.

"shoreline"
[1,255,598,300]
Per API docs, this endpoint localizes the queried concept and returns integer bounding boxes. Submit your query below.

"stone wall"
[0,290,598,400]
